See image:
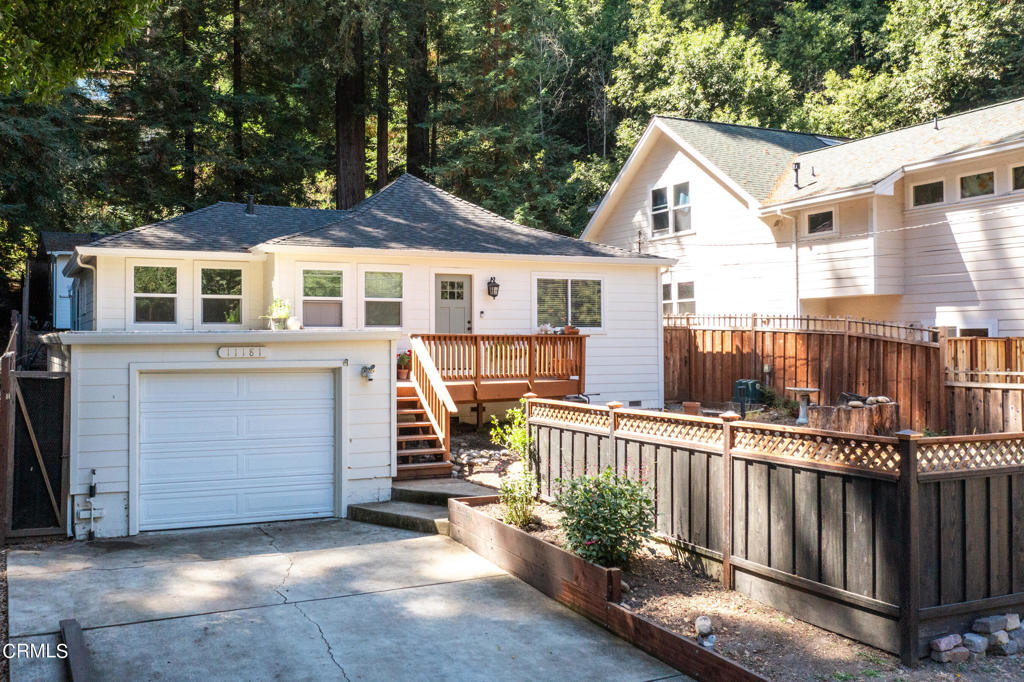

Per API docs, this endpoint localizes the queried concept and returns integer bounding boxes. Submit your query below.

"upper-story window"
[133,266,177,323]
[1013,165,1024,192]
[200,268,242,324]
[806,210,834,235]
[537,277,602,328]
[663,280,695,315]
[960,171,994,199]
[364,271,402,326]
[650,183,692,236]
[302,269,344,327]
[911,180,944,207]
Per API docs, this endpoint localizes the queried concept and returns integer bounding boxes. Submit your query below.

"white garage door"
[138,370,336,530]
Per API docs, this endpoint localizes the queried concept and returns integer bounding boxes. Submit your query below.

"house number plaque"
[217,346,267,359]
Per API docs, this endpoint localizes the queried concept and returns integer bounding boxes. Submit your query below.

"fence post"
[936,327,948,433]
[896,429,922,667]
[842,315,851,389]
[606,401,622,473]
[720,411,740,590]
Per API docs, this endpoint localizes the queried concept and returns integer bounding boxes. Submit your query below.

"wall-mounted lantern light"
[487,277,500,299]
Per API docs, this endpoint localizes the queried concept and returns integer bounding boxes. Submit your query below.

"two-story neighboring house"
[48,174,670,537]
[583,97,1024,337]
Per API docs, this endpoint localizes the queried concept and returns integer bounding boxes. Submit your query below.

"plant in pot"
[396,350,412,380]
[563,323,579,335]
[260,298,291,330]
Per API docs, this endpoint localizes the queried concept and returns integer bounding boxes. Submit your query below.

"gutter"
[49,329,402,346]
[251,244,676,266]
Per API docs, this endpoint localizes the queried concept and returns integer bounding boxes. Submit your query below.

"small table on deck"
[786,387,819,426]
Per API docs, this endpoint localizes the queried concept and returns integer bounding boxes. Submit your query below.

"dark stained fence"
[528,398,1024,664]
[664,314,946,433]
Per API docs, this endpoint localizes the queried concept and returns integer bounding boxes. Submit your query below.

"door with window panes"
[435,275,472,333]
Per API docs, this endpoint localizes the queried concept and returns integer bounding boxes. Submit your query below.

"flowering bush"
[396,350,411,369]
[555,467,655,567]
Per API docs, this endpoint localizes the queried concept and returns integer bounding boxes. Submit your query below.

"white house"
[582,97,1024,337]
[48,174,670,537]
[39,232,101,330]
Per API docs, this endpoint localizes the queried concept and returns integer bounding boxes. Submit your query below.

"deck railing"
[408,337,457,456]
[413,334,586,391]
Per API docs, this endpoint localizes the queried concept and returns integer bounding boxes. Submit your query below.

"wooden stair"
[396,382,452,479]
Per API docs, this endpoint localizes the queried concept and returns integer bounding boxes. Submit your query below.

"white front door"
[137,370,336,530]
[435,275,472,334]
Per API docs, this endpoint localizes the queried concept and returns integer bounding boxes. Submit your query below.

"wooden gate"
[0,351,70,540]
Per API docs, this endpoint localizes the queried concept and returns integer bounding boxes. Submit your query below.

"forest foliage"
[2,0,1023,292]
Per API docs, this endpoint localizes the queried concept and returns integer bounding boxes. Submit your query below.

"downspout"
[72,251,97,330]
[776,209,798,314]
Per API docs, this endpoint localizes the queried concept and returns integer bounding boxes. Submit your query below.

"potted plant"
[260,298,291,330]
[563,324,580,335]
[396,350,412,380]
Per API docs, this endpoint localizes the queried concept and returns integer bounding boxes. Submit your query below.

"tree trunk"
[335,21,366,210]
[231,0,244,197]
[406,5,429,177]
[375,10,389,190]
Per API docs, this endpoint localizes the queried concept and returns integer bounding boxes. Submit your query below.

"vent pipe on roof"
[934,117,939,130]
[245,194,256,216]
[792,161,801,189]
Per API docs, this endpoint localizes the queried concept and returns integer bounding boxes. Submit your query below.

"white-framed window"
[959,170,995,200]
[662,279,695,315]
[199,267,243,325]
[302,268,344,327]
[1012,165,1024,192]
[806,208,835,235]
[536,276,602,329]
[911,179,944,207]
[364,271,403,327]
[650,182,692,236]
[132,264,177,324]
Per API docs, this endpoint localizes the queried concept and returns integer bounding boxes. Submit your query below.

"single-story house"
[46,174,671,537]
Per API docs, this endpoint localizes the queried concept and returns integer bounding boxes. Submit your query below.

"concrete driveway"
[8,519,682,681]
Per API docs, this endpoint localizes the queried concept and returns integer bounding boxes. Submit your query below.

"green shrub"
[500,471,537,527]
[555,467,655,567]
[490,399,533,464]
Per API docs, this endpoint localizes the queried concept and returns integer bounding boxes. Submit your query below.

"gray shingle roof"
[39,231,104,254]
[86,203,351,252]
[655,117,842,201]
[766,98,1024,205]
[266,174,652,259]
[84,175,655,261]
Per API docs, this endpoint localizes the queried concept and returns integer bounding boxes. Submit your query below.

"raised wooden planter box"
[448,496,765,682]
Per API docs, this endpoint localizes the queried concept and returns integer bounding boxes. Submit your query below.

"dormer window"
[807,210,834,235]
[650,182,692,236]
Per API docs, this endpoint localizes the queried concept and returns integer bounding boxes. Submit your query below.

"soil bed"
[476,501,1024,681]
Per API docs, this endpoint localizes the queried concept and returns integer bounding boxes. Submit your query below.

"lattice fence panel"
[732,426,901,474]
[615,413,724,448]
[918,437,1024,473]
[529,401,610,430]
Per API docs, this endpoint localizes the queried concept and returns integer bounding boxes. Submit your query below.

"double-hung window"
[650,183,692,236]
[200,268,242,324]
[536,277,602,329]
[302,269,343,327]
[662,280,695,315]
[133,266,177,323]
[364,271,402,326]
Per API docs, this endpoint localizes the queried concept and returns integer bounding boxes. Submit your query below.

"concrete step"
[391,478,496,506]
[348,500,450,535]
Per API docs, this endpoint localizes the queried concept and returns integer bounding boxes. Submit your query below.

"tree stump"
[808,402,900,435]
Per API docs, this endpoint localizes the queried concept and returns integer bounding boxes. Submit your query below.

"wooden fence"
[526,398,1024,664]
[663,314,946,432]
[946,337,1024,433]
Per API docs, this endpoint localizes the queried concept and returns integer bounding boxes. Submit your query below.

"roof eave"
[75,246,267,260]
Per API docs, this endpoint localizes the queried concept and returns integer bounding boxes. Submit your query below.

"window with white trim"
[200,268,242,324]
[1013,165,1024,192]
[672,182,691,233]
[911,180,944,207]
[364,271,402,326]
[650,187,669,234]
[651,183,691,236]
[536,277,602,328]
[302,269,343,327]
[133,265,177,323]
[662,280,695,315]
[807,210,834,235]
[960,171,994,199]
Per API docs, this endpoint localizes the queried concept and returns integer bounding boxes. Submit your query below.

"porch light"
[487,277,500,299]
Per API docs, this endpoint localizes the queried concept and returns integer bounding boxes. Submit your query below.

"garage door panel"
[138,370,337,531]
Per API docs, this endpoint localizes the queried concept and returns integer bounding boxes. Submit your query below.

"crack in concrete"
[257,526,293,603]
[293,602,351,681]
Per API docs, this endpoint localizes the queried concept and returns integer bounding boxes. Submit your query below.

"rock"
[990,640,1019,656]
[1006,613,1021,631]
[987,630,1010,647]
[968,651,985,662]
[695,615,713,636]
[974,615,1009,633]
[866,396,878,405]
[620,580,631,594]
[962,633,988,653]
[930,634,962,652]
[1010,629,1024,647]
[848,400,864,408]
[931,646,970,664]
[876,396,891,404]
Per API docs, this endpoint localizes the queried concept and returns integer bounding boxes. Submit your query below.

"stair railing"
[408,337,458,457]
